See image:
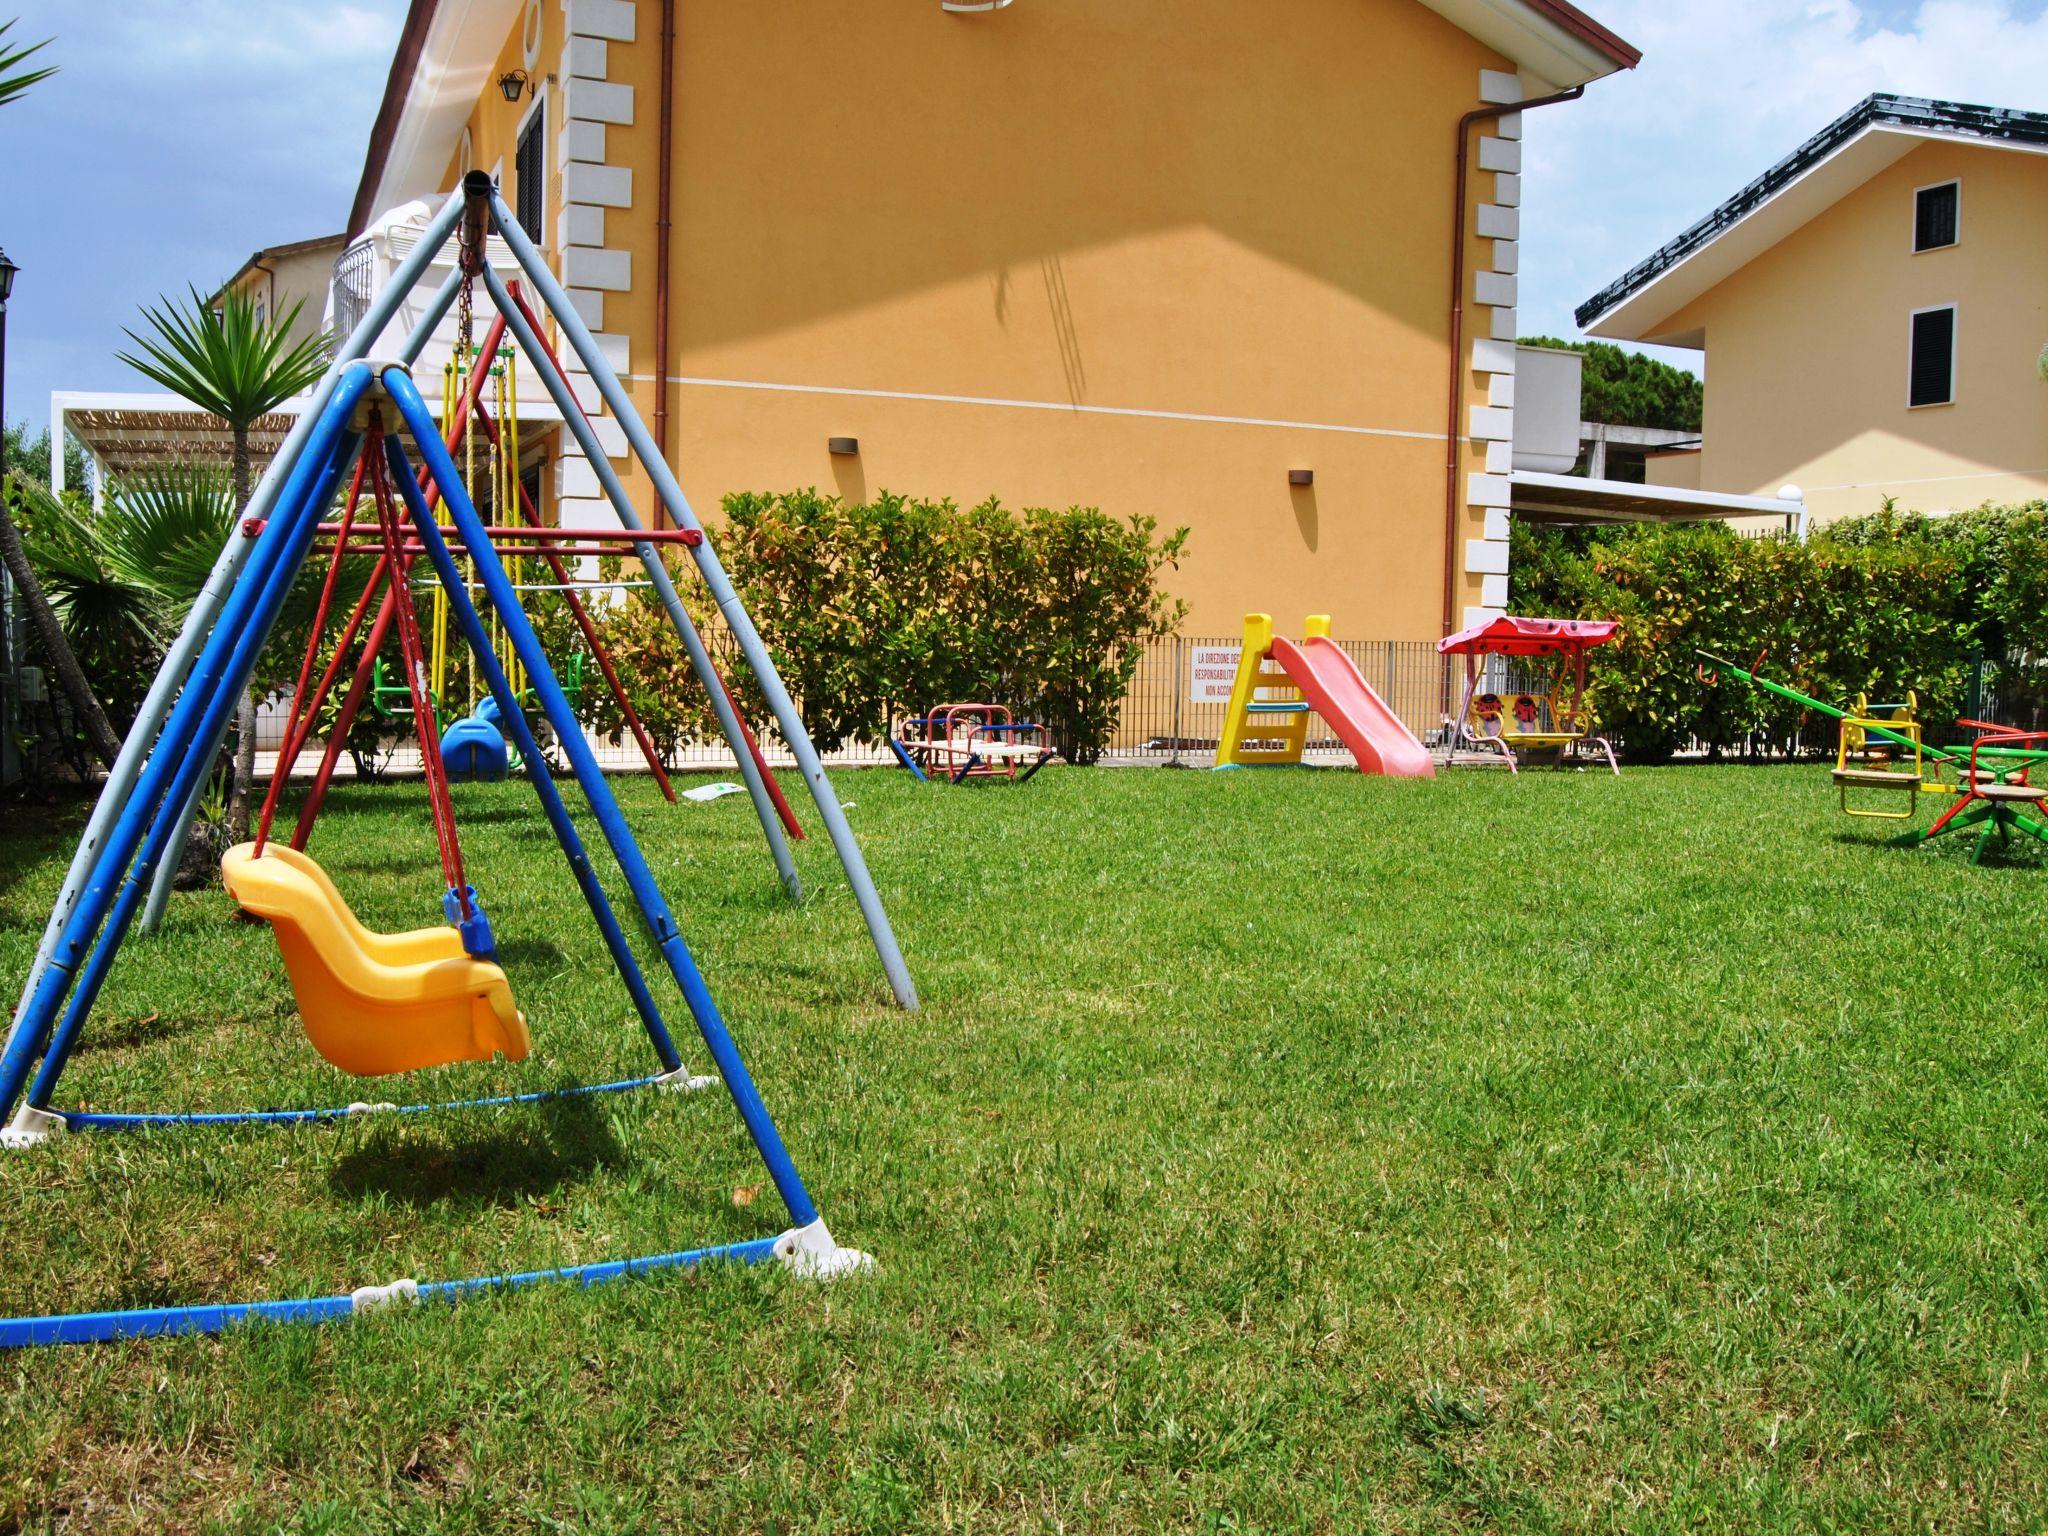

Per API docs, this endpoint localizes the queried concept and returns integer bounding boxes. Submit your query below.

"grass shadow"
[327,1092,629,1210]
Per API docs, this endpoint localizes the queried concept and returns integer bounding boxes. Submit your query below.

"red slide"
[1271,636,1436,778]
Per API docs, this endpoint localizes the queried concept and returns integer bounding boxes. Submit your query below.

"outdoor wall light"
[0,249,17,306]
[498,69,532,103]
[828,436,860,456]
[1288,468,1313,487]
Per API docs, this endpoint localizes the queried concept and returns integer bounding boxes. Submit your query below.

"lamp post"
[0,248,16,459]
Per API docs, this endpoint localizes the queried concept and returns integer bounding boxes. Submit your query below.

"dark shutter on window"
[1914,182,1957,252]
[515,106,545,245]
[1909,307,1954,407]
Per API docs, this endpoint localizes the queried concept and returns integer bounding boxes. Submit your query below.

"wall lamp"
[498,69,533,103]
[1287,468,1313,487]
[828,436,860,456]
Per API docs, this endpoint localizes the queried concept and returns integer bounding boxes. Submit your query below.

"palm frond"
[5,476,167,708]
[117,286,336,427]
[101,463,238,615]
[0,20,56,108]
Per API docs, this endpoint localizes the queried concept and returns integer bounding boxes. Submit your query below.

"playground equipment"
[891,704,1056,783]
[1895,729,2048,863]
[440,696,512,782]
[0,176,899,1346]
[1440,615,1619,774]
[1697,652,2048,858]
[1215,614,1433,776]
[1831,692,1926,818]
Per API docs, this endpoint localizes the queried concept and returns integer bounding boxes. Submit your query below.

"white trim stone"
[1485,440,1514,474]
[564,76,634,126]
[1476,136,1521,175]
[1494,172,1521,208]
[1471,338,1517,376]
[1478,69,1523,105]
[1488,306,1517,341]
[1491,241,1518,275]
[567,0,636,43]
[1467,472,1512,506]
[564,245,631,292]
[566,35,609,78]
[558,118,606,167]
[558,203,605,249]
[565,163,632,208]
[1483,507,1511,542]
[1475,203,1519,241]
[1465,538,1510,576]
[1468,405,1514,441]
[1480,574,1509,608]
[1464,605,1507,630]
[563,285,606,331]
[1473,270,1517,308]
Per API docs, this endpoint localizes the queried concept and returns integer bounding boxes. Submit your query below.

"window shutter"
[1909,308,1954,407]
[515,107,545,245]
[1914,183,1958,252]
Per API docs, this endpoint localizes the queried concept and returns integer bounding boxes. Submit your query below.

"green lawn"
[2,763,2046,1531]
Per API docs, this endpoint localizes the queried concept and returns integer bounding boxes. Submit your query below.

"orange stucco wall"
[1658,140,2048,524]
[434,0,1515,640]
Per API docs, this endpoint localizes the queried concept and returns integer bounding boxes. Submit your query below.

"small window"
[514,98,545,245]
[1914,181,1958,252]
[1909,306,1955,408]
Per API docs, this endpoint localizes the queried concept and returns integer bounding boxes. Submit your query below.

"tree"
[4,421,88,487]
[1519,336,1704,433]
[116,287,333,837]
[0,476,121,768]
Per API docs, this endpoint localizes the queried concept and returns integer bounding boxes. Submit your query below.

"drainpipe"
[1440,84,1584,637]
[653,0,676,459]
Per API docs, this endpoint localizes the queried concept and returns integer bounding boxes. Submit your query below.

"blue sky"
[1,0,2044,431]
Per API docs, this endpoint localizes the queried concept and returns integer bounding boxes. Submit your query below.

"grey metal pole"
[483,185,917,1011]
[478,264,801,903]
[7,194,472,1000]
[136,262,470,934]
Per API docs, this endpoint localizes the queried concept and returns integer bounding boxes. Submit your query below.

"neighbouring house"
[215,234,348,347]
[1578,95,2048,525]
[332,0,1659,640]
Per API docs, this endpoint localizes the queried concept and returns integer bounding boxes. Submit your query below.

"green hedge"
[1509,502,2048,759]
[533,489,1188,765]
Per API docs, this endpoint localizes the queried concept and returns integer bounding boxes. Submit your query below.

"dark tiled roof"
[1576,94,2048,331]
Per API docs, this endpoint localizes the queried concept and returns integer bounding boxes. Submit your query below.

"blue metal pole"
[380,368,819,1229]
[473,214,918,1011]
[22,426,366,1110]
[0,373,373,1121]
[372,431,690,1074]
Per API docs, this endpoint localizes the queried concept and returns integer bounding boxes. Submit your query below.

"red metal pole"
[293,309,511,848]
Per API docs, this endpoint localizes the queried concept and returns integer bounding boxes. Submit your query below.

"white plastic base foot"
[653,1066,720,1094]
[350,1277,420,1313]
[345,1101,399,1116]
[0,1104,67,1149]
[773,1218,875,1281]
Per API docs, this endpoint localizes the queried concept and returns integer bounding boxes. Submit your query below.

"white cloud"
[1519,0,2048,359]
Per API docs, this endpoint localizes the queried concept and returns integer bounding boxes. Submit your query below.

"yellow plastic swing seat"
[220,843,530,1077]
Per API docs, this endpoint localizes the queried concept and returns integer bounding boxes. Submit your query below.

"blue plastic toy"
[441,695,510,781]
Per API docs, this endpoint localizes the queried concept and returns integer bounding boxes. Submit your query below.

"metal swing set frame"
[0,177,914,1346]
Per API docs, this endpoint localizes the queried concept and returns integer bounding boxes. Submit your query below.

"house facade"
[341,0,1636,639]
[1580,96,2048,526]
[215,235,348,348]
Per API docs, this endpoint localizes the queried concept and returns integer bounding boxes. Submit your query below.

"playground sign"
[1190,645,1241,703]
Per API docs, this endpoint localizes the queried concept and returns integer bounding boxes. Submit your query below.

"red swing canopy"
[1438,614,1619,657]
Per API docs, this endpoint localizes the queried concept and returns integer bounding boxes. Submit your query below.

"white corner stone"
[1483,507,1512,542]
[1464,604,1508,630]
[563,285,607,332]
[1465,538,1511,576]
[1480,573,1510,608]
[558,118,607,167]
[556,453,603,500]
[557,494,625,532]
[1495,110,1523,142]
[588,413,630,459]
[564,244,631,292]
[1494,172,1521,208]
[1468,404,1514,442]
[1478,69,1524,105]
[1487,373,1515,408]
[1492,240,1518,276]
[1474,270,1517,309]
[558,202,605,250]
[568,0,636,43]
[587,330,632,372]
[1471,337,1517,376]
[565,34,609,79]
[1475,203,1520,241]
[1489,306,1517,341]
[565,76,634,126]
[1467,471,1512,507]
[1485,440,1514,474]
[565,162,633,209]
[1476,136,1522,175]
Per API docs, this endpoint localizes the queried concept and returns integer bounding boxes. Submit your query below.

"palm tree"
[117,287,333,836]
